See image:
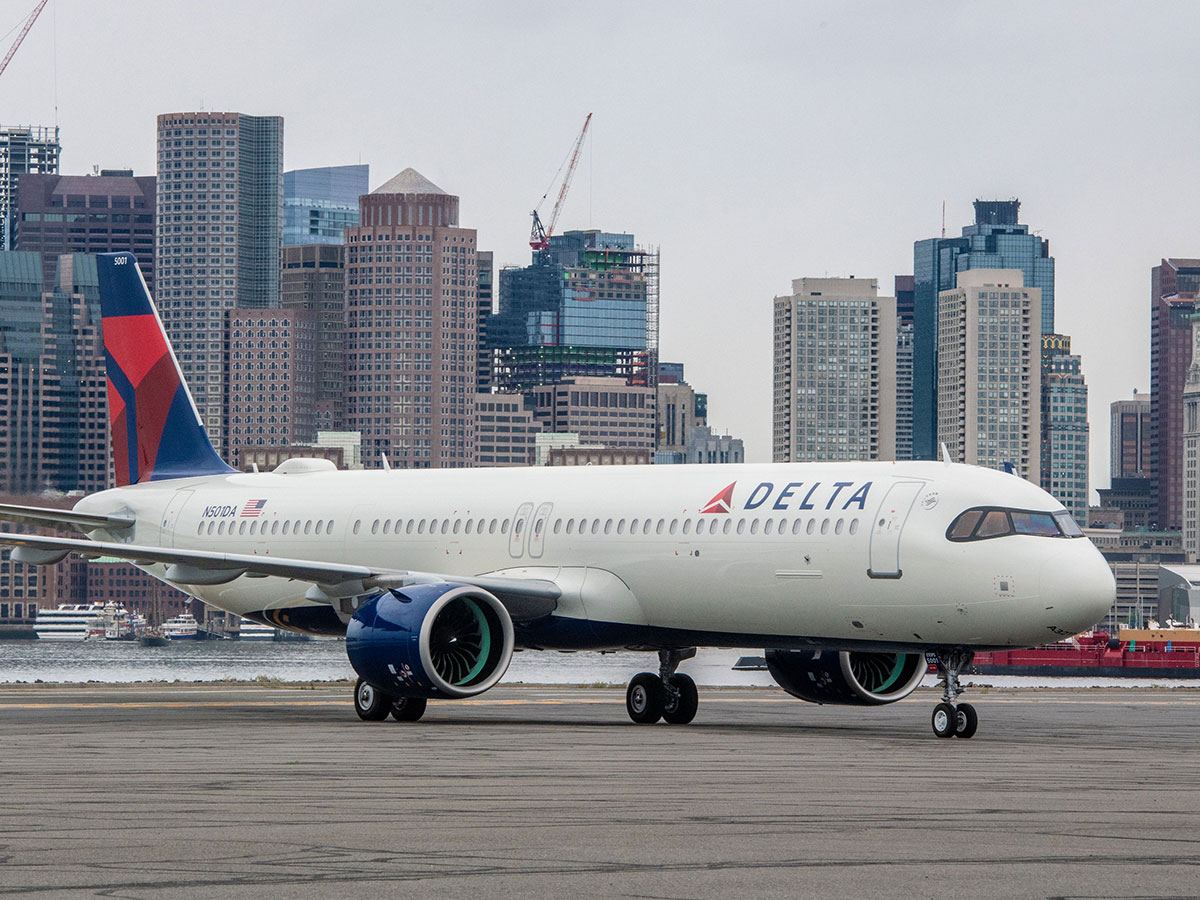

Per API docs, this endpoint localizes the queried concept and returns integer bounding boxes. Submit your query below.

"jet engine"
[346,583,514,700]
[765,648,927,705]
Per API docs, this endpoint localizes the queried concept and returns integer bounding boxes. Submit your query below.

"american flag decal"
[240,499,267,517]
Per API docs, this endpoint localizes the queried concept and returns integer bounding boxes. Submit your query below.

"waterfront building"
[155,111,284,454]
[1040,334,1089,522]
[344,168,477,468]
[936,269,1041,480]
[283,164,367,246]
[912,199,1053,459]
[1097,478,1155,530]
[15,170,156,296]
[280,243,345,430]
[772,276,897,463]
[1,125,59,251]
[1150,258,1200,531]
[1111,395,1151,479]
[227,308,317,469]
[684,425,744,464]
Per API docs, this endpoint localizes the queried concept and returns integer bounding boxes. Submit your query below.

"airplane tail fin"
[96,252,234,486]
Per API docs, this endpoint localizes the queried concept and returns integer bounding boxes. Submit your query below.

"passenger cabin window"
[946,507,1085,542]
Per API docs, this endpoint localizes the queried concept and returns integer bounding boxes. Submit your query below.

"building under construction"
[487,229,659,394]
[0,125,60,250]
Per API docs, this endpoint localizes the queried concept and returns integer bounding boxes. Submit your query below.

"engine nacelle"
[765,648,926,705]
[346,583,514,700]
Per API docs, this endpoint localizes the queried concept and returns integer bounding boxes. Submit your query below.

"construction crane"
[529,113,592,251]
[0,0,48,81]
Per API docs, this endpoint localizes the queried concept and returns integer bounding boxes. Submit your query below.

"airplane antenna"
[251,463,259,474]
[381,453,391,471]
[941,200,946,239]
[939,442,953,465]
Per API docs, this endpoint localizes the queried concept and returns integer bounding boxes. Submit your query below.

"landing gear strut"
[929,649,977,739]
[353,677,427,723]
[625,648,698,725]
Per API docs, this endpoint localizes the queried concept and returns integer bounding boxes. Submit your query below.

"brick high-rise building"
[227,308,317,468]
[15,170,155,295]
[155,111,283,454]
[281,243,345,431]
[1150,258,1200,531]
[528,376,655,451]
[344,169,477,468]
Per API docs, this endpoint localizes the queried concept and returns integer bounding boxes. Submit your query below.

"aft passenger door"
[867,481,924,579]
[160,489,195,548]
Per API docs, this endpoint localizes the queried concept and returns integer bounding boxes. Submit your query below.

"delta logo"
[701,480,873,513]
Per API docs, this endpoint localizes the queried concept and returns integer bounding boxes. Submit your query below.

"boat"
[139,627,169,647]
[34,603,106,641]
[969,625,1200,677]
[161,612,199,641]
[236,619,278,641]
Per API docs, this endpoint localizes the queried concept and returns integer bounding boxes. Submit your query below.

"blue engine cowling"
[346,583,514,700]
[765,648,927,705]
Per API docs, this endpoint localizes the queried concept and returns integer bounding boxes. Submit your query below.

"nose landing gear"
[929,649,977,739]
[625,648,699,724]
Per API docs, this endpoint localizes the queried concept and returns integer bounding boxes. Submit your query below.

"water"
[0,640,778,687]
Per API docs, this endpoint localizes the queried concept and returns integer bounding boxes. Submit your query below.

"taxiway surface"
[1,682,1198,899]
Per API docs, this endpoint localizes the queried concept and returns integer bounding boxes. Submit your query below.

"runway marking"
[2,695,1200,711]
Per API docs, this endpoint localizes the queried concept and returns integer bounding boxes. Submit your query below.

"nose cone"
[1040,544,1116,634]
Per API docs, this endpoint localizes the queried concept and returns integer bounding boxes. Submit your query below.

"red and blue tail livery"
[96,252,234,486]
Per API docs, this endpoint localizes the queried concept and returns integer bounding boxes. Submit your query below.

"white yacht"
[161,612,199,641]
[34,603,105,641]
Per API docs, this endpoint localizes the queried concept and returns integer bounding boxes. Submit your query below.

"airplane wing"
[0,532,559,621]
[0,503,135,533]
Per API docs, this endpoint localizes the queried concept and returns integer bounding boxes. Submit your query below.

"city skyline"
[4,2,1199,496]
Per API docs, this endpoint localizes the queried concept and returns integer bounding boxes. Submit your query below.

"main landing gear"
[353,677,428,723]
[625,648,699,725]
[929,649,977,739]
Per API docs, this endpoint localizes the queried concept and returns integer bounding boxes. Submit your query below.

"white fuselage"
[74,461,1115,651]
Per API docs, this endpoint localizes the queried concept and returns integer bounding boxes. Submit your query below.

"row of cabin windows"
[198,518,335,537]
[196,515,861,540]
[352,516,860,538]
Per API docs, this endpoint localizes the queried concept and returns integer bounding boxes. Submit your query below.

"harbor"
[2,681,1199,899]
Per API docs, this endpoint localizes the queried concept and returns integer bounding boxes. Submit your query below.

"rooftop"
[372,168,446,196]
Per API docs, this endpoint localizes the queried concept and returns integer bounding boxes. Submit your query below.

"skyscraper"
[936,269,1041,479]
[912,199,1053,459]
[894,274,915,460]
[344,168,477,468]
[155,111,283,452]
[15,170,156,296]
[773,277,897,463]
[0,125,59,251]
[1150,258,1200,531]
[1110,395,1150,479]
[283,164,368,246]
[1040,334,1089,522]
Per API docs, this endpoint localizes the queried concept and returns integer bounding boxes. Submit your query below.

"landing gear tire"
[931,702,956,738]
[626,672,664,724]
[953,702,978,739]
[390,696,428,722]
[662,673,699,725]
[354,677,392,721]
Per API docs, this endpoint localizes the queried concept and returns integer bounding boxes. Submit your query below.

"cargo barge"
[970,627,1200,678]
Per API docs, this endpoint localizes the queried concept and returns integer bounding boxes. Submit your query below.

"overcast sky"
[4,1,1198,496]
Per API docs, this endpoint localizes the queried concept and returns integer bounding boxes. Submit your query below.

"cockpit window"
[946,506,1084,542]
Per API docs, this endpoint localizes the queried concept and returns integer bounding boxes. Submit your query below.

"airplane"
[0,252,1115,738]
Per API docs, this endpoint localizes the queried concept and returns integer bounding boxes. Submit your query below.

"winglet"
[96,253,235,485]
